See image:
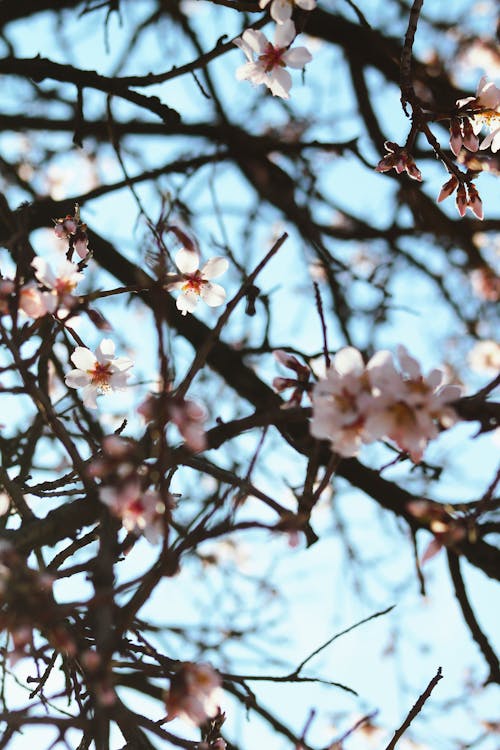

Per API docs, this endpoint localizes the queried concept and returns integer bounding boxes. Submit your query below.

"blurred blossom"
[259,0,316,24]
[164,662,222,726]
[468,340,500,372]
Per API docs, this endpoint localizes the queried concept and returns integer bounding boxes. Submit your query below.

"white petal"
[175,247,199,274]
[233,37,254,62]
[274,19,296,48]
[201,282,226,307]
[242,29,268,54]
[177,292,198,315]
[201,257,229,280]
[296,0,316,9]
[271,0,293,24]
[109,371,131,390]
[65,369,91,388]
[96,338,115,362]
[31,257,56,288]
[259,0,271,7]
[268,68,292,98]
[111,356,134,372]
[282,46,312,69]
[333,347,364,376]
[82,384,99,409]
[71,347,96,371]
[236,61,267,85]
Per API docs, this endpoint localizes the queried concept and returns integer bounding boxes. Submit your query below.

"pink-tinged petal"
[241,29,268,54]
[236,61,265,84]
[31,257,56,288]
[437,175,458,203]
[177,292,198,316]
[175,247,199,274]
[426,368,443,390]
[109,371,131,390]
[111,356,134,372]
[271,0,292,24]
[65,369,91,388]
[333,347,364,377]
[74,238,89,259]
[165,278,186,291]
[274,349,300,368]
[296,0,316,8]
[201,256,229,280]
[282,46,312,69]
[201,282,226,307]
[274,19,296,48]
[268,67,292,98]
[421,537,443,565]
[81,384,99,409]
[95,338,115,362]
[71,347,96,371]
[396,345,421,379]
[259,0,271,7]
[479,127,500,152]
[233,37,255,62]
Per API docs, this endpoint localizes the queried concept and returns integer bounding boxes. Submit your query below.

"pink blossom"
[19,283,56,319]
[100,484,166,544]
[166,248,228,316]
[456,76,500,153]
[165,663,222,726]
[139,392,208,452]
[65,339,133,408]
[234,21,312,99]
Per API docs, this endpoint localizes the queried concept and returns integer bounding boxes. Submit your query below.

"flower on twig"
[65,339,133,408]
[166,248,228,316]
[259,0,316,24]
[164,663,222,726]
[234,21,312,99]
[375,142,422,181]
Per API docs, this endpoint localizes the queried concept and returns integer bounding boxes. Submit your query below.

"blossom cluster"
[164,662,223,726]
[310,346,462,463]
[139,390,208,452]
[234,0,315,99]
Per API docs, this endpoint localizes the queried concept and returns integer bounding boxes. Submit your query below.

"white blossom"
[31,256,83,312]
[64,339,133,409]
[234,21,312,99]
[165,663,222,726]
[456,76,500,153]
[166,248,228,316]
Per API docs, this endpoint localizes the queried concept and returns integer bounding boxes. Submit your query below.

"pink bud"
[455,185,468,217]
[462,118,479,152]
[449,117,463,156]
[437,175,459,203]
[467,183,483,220]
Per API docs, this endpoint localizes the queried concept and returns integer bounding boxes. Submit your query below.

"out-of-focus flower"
[375,142,422,181]
[18,283,56,319]
[234,21,312,99]
[165,663,222,726]
[54,215,77,239]
[311,346,462,462]
[259,0,316,24]
[139,392,208,452]
[31,256,83,312]
[65,339,133,408]
[456,76,500,153]
[0,279,14,315]
[470,266,500,302]
[406,500,467,564]
[468,340,500,372]
[166,248,228,316]
[100,484,166,544]
[272,349,311,407]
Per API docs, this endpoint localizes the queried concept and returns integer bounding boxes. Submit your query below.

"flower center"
[89,362,112,390]
[182,271,206,296]
[259,43,286,73]
[475,109,500,126]
[54,278,77,296]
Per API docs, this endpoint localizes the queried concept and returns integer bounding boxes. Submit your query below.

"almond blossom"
[138,391,208,452]
[64,338,133,408]
[166,248,228,316]
[234,21,312,99]
[311,346,462,462]
[18,282,56,319]
[272,349,311,407]
[164,662,222,726]
[259,0,316,24]
[31,256,83,312]
[54,210,90,259]
[100,484,166,544]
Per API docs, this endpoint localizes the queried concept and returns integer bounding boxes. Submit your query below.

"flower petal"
[271,0,293,24]
[201,282,226,307]
[177,292,199,315]
[71,347,96,371]
[201,257,229,280]
[65,369,91,388]
[81,384,99,409]
[242,29,268,54]
[96,338,115,362]
[175,247,200,274]
[282,46,312,69]
[268,67,292,98]
[274,19,296,48]
[31,257,56,288]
